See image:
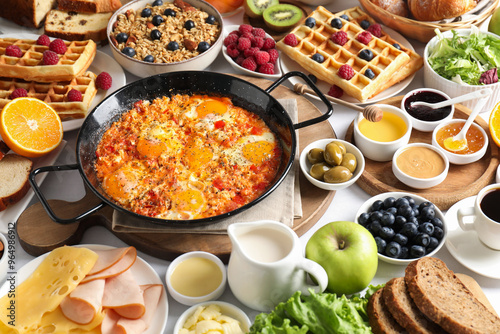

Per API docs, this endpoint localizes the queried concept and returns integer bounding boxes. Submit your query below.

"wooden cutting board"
[16,75,337,262]
[345,95,500,210]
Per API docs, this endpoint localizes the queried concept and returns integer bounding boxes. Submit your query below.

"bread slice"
[405,257,500,334]
[0,154,33,212]
[383,277,446,334]
[0,0,57,28]
[367,288,406,334]
[57,0,122,13]
[44,10,112,42]
[456,273,498,316]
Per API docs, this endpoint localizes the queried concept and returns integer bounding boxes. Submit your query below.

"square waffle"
[0,71,97,121]
[0,38,96,82]
[277,6,412,102]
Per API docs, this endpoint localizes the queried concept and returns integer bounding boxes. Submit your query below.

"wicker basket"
[359,0,499,43]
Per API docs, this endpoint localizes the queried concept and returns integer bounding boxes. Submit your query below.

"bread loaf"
[371,0,409,17]
[367,288,406,334]
[405,257,500,334]
[0,154,33,212]
[44,10,112,42]
[0,0,57,28]
[57,0,123,13]
[407,0,477,21]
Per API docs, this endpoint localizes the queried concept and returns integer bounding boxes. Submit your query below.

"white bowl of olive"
[300,139,365,191]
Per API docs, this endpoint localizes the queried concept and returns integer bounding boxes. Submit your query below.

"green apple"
[488,7,500,36]
[305,221,378,295]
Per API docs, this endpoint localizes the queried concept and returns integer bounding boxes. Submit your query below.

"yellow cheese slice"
[0,246,98,332]
[26,306,105,334]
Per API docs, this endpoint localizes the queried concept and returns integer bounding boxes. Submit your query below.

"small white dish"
[353,104,412,162]
[0,233,7,283]
[222,25,282,79]
[173,301,251,334]
[299,138,365,191]
[445,196,500,279]
[432,119,488,165]
[392,143,449,189]
[166,251,226,306]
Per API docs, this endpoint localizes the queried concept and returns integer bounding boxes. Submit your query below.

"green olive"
[332,141,347,155]
[324,142,343,166]
[340,153,357,173]
[307,148,325,165]
[309,163,331,180]
[323,166,353,183]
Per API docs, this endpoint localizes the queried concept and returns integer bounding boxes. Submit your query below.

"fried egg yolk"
[185,137,214,170]
[103,163,147,202]
[137,125,183,159]
[173,188,206,215]
[227,133,276,166]
[196,99,227,118]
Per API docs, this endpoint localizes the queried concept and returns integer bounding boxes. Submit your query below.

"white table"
[1,1,499,332]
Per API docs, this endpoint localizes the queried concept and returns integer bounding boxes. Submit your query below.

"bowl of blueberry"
[356,192,447,265]
[107,0,224,78]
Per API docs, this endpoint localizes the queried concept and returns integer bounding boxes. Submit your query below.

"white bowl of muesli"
[107,0,224,78]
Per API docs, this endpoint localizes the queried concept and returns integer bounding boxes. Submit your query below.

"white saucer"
[445,196,500,279]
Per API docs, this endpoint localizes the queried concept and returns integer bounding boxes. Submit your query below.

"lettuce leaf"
[249,285,384,334]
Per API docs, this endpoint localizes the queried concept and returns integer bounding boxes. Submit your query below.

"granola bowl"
[107,0,224,78]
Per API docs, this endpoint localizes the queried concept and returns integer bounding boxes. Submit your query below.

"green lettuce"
[427,26,500,85]
[248,285,384,334]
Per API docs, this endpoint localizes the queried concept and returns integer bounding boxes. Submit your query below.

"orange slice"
[490,101,500,148]
[0,97,63,158]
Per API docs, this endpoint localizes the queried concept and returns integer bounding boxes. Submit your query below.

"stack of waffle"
[277,6,423,102]
[0,37,98,120]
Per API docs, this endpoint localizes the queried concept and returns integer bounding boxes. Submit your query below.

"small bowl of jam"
[401,88,454,132]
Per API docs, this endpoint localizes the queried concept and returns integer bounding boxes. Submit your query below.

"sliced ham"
[101,309,126,334]
[102,269,145,319]
[60,279,105,325]
[82,247,137,283]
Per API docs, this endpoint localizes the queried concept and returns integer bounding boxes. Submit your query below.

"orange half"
[490,101,500,148]
[0,97,63,158]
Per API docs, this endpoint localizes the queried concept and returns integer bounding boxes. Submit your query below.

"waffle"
[0,71,97,120]
[0,38,96,82]
[277,6,412,102]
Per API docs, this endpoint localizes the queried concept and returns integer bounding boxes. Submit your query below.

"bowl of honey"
[432,119,488,165]
[353,104,412,162]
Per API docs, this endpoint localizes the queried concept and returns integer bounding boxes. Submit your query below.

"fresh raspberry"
[224,33,238,46]
[241,57,257,71]
[268,48,279,63]
[251,36,264,49]
[258,62,275,75]
[243,46,259,58]
[10,88,28,99]
[330,31,348,46]
[96,72,113,90]
[235,55,245,66]
[237,37,251,51]
[338,64,355,80]
[327,85,343,98]
[5,45,22,57]
[252,27,266,38]
[283,34,298,47]
[226,43,240,58]
[356,31,372,45]
[42,50,59,65]
[36,34,51,46]
[229,30,240,37]
[262,37,276,50]
[241,32,254,40]
[238,24,253,34]
[49,38,67,54]
[367,23,382,38]
[67,89,82,102]
[254,51,270,65]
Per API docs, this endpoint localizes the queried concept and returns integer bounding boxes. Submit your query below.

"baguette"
[367,288,406,334]
[57,0,123,13]
[405,257,500,334]
[0,154,33,212]
[44,10,112,42]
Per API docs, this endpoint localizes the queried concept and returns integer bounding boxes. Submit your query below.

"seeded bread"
[383,277,446,334]
[367,288,407,334]
[44,10,112,42]
[57,0,122,13]
[405,257,500,334]
[0,0,57,28]
[0,154,33,212]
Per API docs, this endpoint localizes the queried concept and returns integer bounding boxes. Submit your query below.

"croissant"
[372,0,409,17]
[408,0,477,21]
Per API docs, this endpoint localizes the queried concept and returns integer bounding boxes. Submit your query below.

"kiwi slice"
[263,4,303,32]
[244,0,279,19]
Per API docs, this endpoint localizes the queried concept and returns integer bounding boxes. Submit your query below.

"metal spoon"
[411,89,492,109]
[443,91,491,152]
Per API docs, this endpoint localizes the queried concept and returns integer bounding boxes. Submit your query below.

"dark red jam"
[404,90,452,122]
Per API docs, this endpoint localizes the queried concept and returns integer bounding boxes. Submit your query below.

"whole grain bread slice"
[383,277,446,334]
[367,288,407,334]
[405,257,500,334]
[0,154,33,212]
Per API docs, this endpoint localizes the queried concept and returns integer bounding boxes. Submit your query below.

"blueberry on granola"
[164,8,176,17]
[141,8,152,17]
[143,55,154,62]
[122,47,136,57]
[152,15,164,26]
[116,32,128,43]
[168,41,179,51]
[205,15,216,24]
[151,29,162,40]
[185,20,195,30]
[197,41,210,53]
[152,0,163,6]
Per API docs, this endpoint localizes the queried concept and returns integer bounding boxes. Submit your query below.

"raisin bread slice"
[0,0,57,28]
[57,0,122,13]
[0,154,33,212]
[367,288,407,334]
[44,10,112,42]
[405,257,500,334]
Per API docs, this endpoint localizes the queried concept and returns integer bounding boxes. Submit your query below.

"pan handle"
[29,164,106,224]
[265,71,333,130]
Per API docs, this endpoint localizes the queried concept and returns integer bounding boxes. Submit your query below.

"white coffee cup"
[457,183,500,250]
